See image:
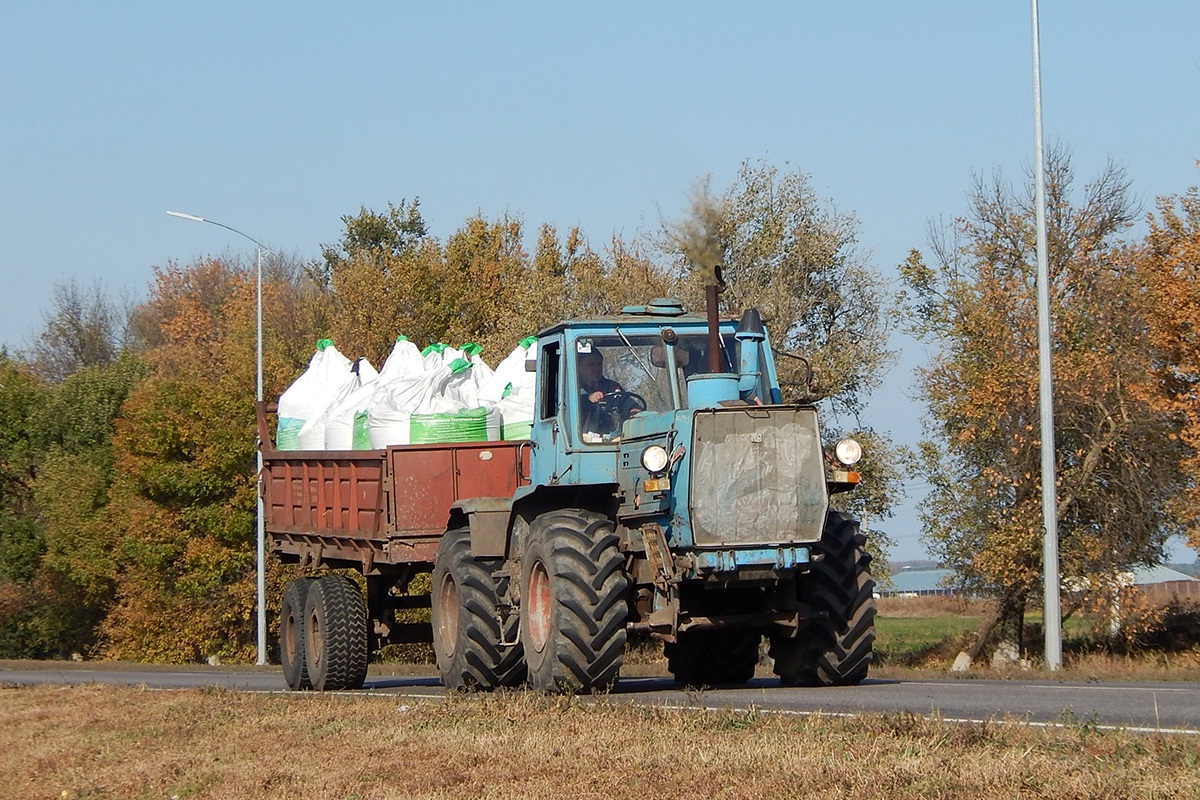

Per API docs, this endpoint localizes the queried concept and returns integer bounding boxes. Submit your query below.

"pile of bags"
[275,336,536,451]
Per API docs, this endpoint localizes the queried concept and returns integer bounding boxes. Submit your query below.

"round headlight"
[641,445,670,473]
[835,438,863,466]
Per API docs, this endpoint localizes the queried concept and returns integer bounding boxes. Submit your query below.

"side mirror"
[525,357,537,372]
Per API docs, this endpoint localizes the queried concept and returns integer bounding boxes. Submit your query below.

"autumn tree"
[901,149,1191,660]
[1139,185,1200,550]
[658,160,904,561]
[440,214,540,356]
[662,162,896,415]
[101,259,266,661]
[317,201,452,365]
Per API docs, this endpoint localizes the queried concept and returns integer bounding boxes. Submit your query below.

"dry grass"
[2,684,1199,800]
[876,595,991,618]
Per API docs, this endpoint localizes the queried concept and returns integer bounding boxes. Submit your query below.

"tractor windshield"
[574,329,738,443]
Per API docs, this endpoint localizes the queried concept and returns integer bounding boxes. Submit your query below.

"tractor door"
[529,336,564,487]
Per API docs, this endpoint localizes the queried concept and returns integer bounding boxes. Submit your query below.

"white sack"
[276,340,353,449]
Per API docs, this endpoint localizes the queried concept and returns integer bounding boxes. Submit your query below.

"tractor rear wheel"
[666,630,761,687]
[521,509,629,693]
[303,575,369,691]
[770,511,876,687]
[432,527,525,691]
[280,577,314,690]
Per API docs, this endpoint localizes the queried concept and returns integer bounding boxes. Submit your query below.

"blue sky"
[2,3,1198,561]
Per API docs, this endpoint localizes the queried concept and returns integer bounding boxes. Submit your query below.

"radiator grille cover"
[689,408,828,547]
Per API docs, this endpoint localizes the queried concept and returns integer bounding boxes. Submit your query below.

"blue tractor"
[431,290,875,693]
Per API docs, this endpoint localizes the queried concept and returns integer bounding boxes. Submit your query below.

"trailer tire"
[304,575,370,691]
[281,577,314,690]
[770,511,875,687]
[432,527,525,691]
[521,509,629,694]
[666,630,760,687]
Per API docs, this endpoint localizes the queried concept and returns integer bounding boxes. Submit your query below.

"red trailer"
[264,441,529,569]
[258,404,530,689]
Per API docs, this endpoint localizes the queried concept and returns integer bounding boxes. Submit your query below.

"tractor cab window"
[670,333,738,405]
[671,333,734,373]
[575,335,675,444]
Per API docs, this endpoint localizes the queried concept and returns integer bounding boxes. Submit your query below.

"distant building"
[878,567,955,598]
[1128,565,1199,603]
[877,564,1199,602]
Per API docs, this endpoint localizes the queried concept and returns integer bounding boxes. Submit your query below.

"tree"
[25,279,130,383]
[900,149,1191,660]
[318,201,451,365]
[0,359,47,656]
[1138,185,1200,550]
[659,161,904,562]
[662,162,896,416]
[102,260,263,661]
[0,354,144,658]
[439,214,538,356]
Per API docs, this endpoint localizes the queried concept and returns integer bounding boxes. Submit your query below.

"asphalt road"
[2,661,1197,734]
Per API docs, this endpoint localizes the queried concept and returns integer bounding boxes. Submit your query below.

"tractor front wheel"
[521,509,629,693]
[770,511,876,686]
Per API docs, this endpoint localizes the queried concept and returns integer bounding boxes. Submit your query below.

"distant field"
[3,684,1199,800]
[876,614,981,662]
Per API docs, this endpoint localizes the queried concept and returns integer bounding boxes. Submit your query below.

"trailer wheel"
[281,578,314,690]
[303,575,370,691]
[521,509,629,694]
[666,630,760,687]
[432,527,525,691]
[770,511,876,687]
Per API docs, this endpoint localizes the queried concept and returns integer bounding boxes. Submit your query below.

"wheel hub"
[528,560,552,653]
[435,571,460,659]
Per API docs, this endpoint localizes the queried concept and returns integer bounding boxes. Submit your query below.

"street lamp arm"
[166,210,271,253]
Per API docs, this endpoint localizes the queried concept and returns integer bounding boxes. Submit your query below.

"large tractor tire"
[521,509,630,694]
[303,575,370,691]
[770,511,876,687]
[431,527,526,691]
[280,577,314,690]
[666,629,761,688]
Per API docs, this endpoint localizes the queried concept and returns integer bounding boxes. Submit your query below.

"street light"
[1030,0,1063,670]
[167,210,270,667]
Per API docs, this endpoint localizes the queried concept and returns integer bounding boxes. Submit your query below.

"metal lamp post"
[167,210,270,667]
[1030,0,1063,670]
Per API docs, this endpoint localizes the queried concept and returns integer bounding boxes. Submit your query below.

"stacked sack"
[481,336,537,440]
[274,336,536,450]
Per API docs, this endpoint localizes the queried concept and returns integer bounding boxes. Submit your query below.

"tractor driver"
[578,350,625,438]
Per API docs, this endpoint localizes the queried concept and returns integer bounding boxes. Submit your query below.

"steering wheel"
[598,390,647,418]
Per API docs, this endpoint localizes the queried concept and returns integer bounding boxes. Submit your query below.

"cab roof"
[534,298,740,339]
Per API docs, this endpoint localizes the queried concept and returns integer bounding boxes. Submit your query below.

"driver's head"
[578,351,604,391]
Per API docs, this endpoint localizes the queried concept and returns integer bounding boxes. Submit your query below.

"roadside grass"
[872,596,1200,681]
[3,683,1199,800]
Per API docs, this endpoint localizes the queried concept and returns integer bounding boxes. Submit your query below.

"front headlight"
[835,438,863,466]
[641,445,670,474]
